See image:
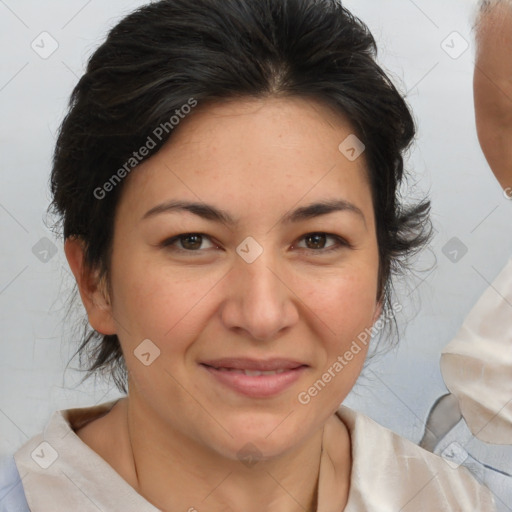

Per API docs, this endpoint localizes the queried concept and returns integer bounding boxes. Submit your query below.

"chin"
[219,415,311,457]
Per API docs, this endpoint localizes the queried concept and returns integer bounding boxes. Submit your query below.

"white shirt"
[12,399,496,511]
[441,257,512,444]
[436,256,512,511]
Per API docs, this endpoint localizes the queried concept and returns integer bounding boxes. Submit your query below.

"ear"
[64,236,117,335]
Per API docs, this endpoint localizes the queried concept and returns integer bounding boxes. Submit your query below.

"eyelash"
[160,232,352,255]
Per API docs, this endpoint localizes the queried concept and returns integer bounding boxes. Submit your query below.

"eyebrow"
[141,198,366,228]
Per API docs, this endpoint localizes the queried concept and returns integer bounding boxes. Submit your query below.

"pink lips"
[200,358,308,398]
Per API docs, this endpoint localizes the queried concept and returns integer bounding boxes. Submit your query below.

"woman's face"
[102,97,381,459]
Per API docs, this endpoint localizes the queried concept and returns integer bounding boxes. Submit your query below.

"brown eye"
[304,233,327,250]
[180,234,203,250]
[161,233,216,252]
[295,233,350,253]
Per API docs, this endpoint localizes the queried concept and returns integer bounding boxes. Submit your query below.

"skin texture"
[65,96,382,512]
[474,0,512,193]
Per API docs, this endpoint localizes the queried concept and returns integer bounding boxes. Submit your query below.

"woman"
[0,0,497,510]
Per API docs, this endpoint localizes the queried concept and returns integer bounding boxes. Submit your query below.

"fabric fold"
[441,257,512,444]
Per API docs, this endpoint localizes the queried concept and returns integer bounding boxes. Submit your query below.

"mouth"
[200,357,307,372]
[199,358,309,398]
[203,367,291,376]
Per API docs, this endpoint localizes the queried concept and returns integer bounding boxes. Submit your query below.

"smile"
[212,367,288,376]
[200,361,308,398]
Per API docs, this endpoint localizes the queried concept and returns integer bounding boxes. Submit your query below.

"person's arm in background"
[474,0,512,194]
[422,0,512,451]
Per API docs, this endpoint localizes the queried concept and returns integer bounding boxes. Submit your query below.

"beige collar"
[14,399,496,511]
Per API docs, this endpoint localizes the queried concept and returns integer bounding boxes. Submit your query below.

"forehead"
[118,96,372,223]
[165,95,362,158]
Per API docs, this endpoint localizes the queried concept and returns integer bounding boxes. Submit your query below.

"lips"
[199,357,309,397]
[210,368,287,376]
[200,357,307,372]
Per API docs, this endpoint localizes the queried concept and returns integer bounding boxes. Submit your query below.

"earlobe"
[64,236,117,335]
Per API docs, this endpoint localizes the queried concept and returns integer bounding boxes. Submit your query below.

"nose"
[220,247,299,342]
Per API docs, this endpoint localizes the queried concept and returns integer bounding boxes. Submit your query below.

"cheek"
[300,267,379,334]
[295,268,378,387]
[295,279,374,412]
[109,250,223,349]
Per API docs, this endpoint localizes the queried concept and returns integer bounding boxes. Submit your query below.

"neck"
[127,397,324,511]
[89,395,351,512]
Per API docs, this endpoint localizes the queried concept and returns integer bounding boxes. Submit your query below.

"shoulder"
[337,406,497,511]
[0,454,30,512]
